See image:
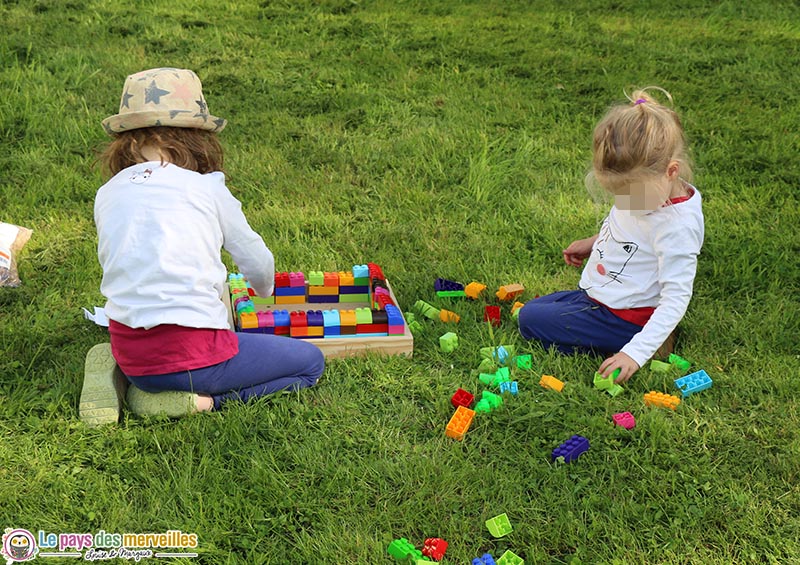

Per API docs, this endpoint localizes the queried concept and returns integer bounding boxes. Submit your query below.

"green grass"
[2,0,799,563]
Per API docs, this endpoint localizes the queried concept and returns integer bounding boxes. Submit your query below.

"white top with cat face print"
[579,187,704,367]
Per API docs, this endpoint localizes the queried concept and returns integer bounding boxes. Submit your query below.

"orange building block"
[539,374,564,392]
[323,272,339,286]
[445,405,476,441]
[339,309,357,327]
[511,301,525,315]
[439,309,461,323]
[240,312,258,329]
[496,283,525,301]
[464,281,487,300]
[338,271,355,286]
[644,391,681,410]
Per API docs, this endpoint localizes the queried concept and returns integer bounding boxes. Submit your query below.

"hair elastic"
[634,99,647,105]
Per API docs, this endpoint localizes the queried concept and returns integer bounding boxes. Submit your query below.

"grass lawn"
[1,1,799,563]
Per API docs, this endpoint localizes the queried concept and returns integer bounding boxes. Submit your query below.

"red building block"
[484,305,501,326]
[275,272,290,287]
[422,538,448,561]
[451,388,475,409]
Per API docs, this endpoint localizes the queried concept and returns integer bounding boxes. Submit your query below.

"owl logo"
[1,528,37,562]
[130,168,153,184]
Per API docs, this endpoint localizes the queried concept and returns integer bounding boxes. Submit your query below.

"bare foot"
[195,394,214,412]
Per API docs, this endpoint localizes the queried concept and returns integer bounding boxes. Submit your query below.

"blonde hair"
[590,87,692,195]
[99,126,224,178]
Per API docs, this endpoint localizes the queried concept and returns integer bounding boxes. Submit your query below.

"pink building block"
[612,412,636,430]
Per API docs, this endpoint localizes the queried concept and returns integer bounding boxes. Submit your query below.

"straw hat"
[102,68,226,134]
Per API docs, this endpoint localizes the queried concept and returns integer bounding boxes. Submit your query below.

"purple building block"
[552,435,589,463]
[434,278,465,291]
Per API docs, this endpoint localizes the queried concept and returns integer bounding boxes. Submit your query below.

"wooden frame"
[223,279,414,359]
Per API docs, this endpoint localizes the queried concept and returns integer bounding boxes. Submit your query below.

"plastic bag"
[0,222,33,287]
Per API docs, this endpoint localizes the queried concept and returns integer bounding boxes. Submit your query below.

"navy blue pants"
[517,290,642,356]
[127,333,325,410]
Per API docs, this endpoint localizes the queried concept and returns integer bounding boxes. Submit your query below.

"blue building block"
[551,435,589,463]
[499,381,519,395]
[272,310,291,327]
[674,369,712,397]
[352,264,369,280]
[385,305,405,326]
[274,286,306,296]
[472,554,496,565]
[434,278,465,291]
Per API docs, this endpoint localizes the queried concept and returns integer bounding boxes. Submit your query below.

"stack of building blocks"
[451,388,474,408]
[422,538,448,561]
[552,435,590,463]
[644,391,681,410]
[435,278,467,299]
[674,370,712,397]
[613,412,636,429]
[472,554,496,565]
[445,405,476,441]
[539,374,564,393]
[479,367,510,388]
[484,305,501,326]
[465,281,487,299]
[497,550,524,565]
[439,332,459,352]
[496,283,524,301]
[486,513,512,537]
[226,263,412,359]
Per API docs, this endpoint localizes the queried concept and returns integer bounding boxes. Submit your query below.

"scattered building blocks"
[480,345,515,363]
[434,278,464,292]
[644,391,681,410]
[612,412,636,429]
[439,332,459,352]
[451,388,475,409]
[674,369,712,397]
[497,550,524,565]
[499,381,518,395]
[485,513,512,537]
[479,367,511,387]
[496,283,525,301]
[445,405,476,441]
[539,374,564,393]
[472,554,496,565]
[465,281,487,299]
[422,538,448,561]
[474,390,503,413]
[439,308,461,323]
[483,305,501,326]
[552,435,589,463]
[669,353,692,371]
[650,359,673,372]
[515,354,532,370]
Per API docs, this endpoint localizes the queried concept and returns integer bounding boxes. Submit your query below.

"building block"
[485,513,512,537]
[352,264,369,280]
[288,271,305,287]
[338,271,355,286]
[439,309,460,323]
[308,271,324,286]
[650,359,673,372]
[552,435,589,463]
[674,369,712,397]
[499,381,518,395]
[496,283,525,301]
[439,332,459,352]
[612,411,636,429]
[240,311,258,329]
[472,554,496,565]
[607,384,624,397]
[515,354,532,370]
[274,272,290,287]
[465,281,487,299]
[434,278,464,292]
[511,301,525,317]
[422,538,448,561]
[436,290,467,299]
[445,405,476,441]
[644,391,681,410]
[354,307,373,325]
[539,374,564,392]
[308,285,339,296]
[593,369,620,390]
[323,271,339,286]
[480,345,515,363]
[477,358,496,373]
[479,367,510,387]
[414,300,441,320]
[669,353,692,371]
[451,388,474,408]
[497,550,524,565]
[474,390,503,413]
[274,284,306,295]
[483,305,501,326]
[387,538,425,562]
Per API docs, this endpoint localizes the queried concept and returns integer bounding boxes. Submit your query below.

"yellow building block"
[439,309,461,323]
[644,391,681,410]
[465,281,487,300]
[338,271,355,286]
[339,309,357,326]
[240,312,258,329]
[539,374,564,392]
[306,326,324,337]
[308,285,339,296]
[445,405,476,441]
[496,283,525,301]
[511,301,525,315]
[276,295,306,305]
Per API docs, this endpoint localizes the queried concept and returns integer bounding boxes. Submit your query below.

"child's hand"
[598,352,639,384]
[562,236,598,267]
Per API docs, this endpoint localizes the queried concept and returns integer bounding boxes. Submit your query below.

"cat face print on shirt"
[593,221,639,286]
[130,168,153,184]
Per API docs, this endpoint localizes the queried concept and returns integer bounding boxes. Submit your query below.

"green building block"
[414,300,441,320]
[486,513,513,537]
[480,345,515,363]
[669,353,692,371]
[607,384,624,397]
[439,332,459,352]
[515,354,533,370]
[477,358,497,373]
[308,271,324,286]
[650,359,673,372]
[479,367,510,387]
[436,290,467,299]
[497,549,524,565]
[387,538,415,560]
[593,371,613,390]
[355,307,373,324]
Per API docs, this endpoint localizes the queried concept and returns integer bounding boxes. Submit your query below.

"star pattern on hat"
[145,80,170,104]
[169,109,192,119]
[213,118,226,130]
[169,80,196,105]
[195,98,208,113]
[121,89,134,108]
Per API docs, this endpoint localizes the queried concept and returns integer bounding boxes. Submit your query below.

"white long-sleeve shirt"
[579,187,704,366]
[95,161,274,330]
